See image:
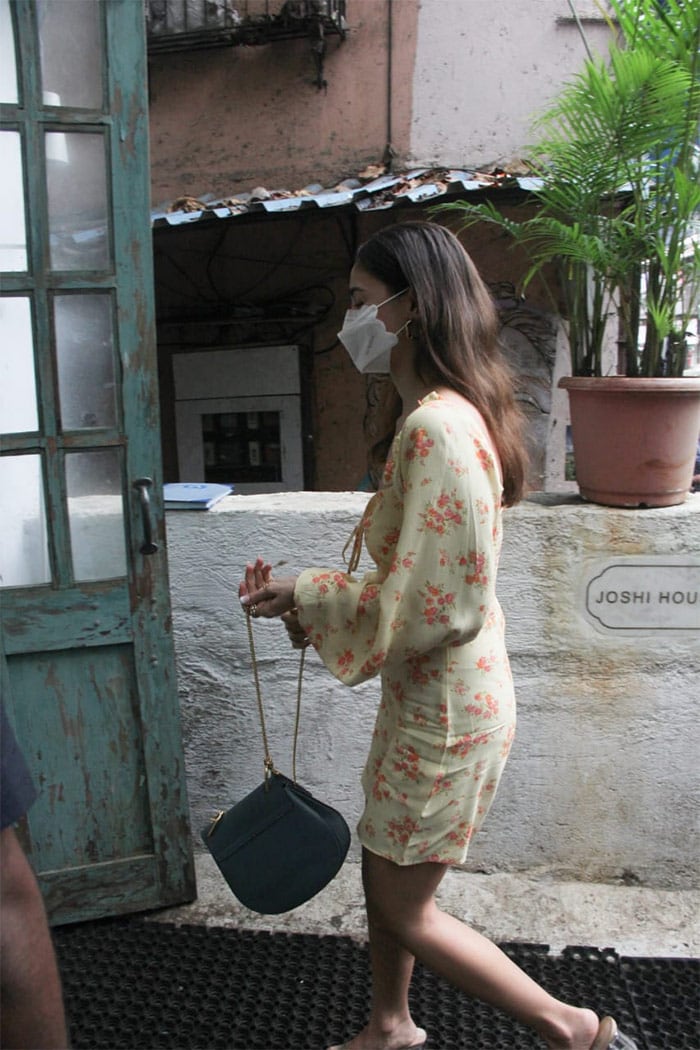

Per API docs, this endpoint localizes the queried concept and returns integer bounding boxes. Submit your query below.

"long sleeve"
[294,399,503,687]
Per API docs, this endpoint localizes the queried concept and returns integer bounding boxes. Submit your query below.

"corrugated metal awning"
[151,165,543,229]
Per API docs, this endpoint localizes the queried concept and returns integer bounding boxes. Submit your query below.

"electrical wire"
[152,251,217,304]
[153,203,362,335]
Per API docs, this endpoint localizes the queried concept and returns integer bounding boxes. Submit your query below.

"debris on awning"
[152,163,541,229]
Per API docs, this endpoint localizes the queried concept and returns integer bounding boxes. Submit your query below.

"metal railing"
[146,0,347,54]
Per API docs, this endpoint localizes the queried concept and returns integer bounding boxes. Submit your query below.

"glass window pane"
[202,410,282,484]
[0,455,51,588]
[0,132,28,271]
[46,132,110,271]
[66,450,127,581]
[0,298,37,433]
[38,0,102,109]
[54,295,116,430]
[0,0,18,104]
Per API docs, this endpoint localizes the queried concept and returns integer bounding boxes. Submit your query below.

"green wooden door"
[0,0,195,924]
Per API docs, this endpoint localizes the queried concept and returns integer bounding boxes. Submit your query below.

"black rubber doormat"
[53,919,699,1050]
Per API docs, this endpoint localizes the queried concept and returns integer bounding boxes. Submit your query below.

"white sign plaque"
[583,558,700,633]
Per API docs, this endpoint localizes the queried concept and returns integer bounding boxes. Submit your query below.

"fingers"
[244,557,270,594]
[242,558,272,599]
[241,584,270,613]
[281,609,310,649]
[253,556,271,590]
[284,626,310,649]
[239,570,298,620]
[243,562,256,595]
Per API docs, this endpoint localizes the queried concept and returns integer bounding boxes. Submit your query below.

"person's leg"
[354,849,602,1050]
[0,826,69,1049]
[333,852,428,1050]
[328,849,426,1050]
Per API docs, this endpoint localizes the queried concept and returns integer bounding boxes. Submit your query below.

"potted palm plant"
[441,0,700,507]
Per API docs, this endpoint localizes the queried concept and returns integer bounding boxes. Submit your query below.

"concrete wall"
[409,0,613,170]
[148,0,614,203]
[165,491,700,890]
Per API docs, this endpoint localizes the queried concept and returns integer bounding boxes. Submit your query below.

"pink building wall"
[148,2,418,204]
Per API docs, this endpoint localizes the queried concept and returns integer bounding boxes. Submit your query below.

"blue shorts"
[1,702,37,830]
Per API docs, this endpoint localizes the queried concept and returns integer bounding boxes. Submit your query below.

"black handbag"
[201,610,351,914]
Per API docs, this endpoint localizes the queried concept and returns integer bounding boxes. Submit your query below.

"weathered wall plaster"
[165,491,700,889]
[409,1,613,169]
[148,1,614,201]
[148,1,418,202]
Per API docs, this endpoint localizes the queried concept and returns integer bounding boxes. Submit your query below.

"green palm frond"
[436,0,700,376]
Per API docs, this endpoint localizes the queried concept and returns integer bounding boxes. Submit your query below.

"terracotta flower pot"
[558,376,700,508]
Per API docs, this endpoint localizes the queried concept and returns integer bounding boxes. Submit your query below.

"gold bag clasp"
[206,810,225,838]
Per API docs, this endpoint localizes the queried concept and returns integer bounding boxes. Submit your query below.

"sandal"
[591,1016,639,1050]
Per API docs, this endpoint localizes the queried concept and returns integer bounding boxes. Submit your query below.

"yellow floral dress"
[294,392,516,865]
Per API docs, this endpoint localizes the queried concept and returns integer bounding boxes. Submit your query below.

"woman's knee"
[361,849,444,936]
[365,891,421,940]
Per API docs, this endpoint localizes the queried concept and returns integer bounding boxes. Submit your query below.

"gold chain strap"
[245,609,305,784]
[342,522,364,574]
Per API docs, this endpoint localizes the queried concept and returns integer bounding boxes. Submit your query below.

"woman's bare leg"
[328,852,426,1050]
[339,849,602,1050]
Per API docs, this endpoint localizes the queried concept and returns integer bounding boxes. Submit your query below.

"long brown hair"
[356,221,528,506]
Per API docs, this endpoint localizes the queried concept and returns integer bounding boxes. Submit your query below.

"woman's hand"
[281,609,311,649]
[239,556,298,619]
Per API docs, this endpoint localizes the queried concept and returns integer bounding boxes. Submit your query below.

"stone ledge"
[165,490,699,889]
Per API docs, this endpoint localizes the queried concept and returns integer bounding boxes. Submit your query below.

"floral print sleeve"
[294,397,503,687]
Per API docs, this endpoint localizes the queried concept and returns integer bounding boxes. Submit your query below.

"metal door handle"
[133,477,159,555]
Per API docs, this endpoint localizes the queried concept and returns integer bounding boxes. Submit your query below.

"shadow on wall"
[495,289,560,493]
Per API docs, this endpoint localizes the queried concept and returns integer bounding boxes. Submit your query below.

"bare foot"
[545,1007,600,1049]
[327,1022,427,1050]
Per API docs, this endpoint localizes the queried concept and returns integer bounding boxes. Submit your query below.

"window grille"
[146,0,347,53]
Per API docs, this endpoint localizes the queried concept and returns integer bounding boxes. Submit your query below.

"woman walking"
[239,222,636,1050]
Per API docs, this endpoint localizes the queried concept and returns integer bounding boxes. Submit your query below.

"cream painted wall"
[409,0,614,169]
[166,492,700,889]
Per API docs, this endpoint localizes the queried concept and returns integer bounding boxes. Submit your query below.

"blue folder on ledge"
[164,483,233,510]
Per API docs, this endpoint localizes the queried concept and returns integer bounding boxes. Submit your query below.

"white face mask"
[338,288,409,374]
